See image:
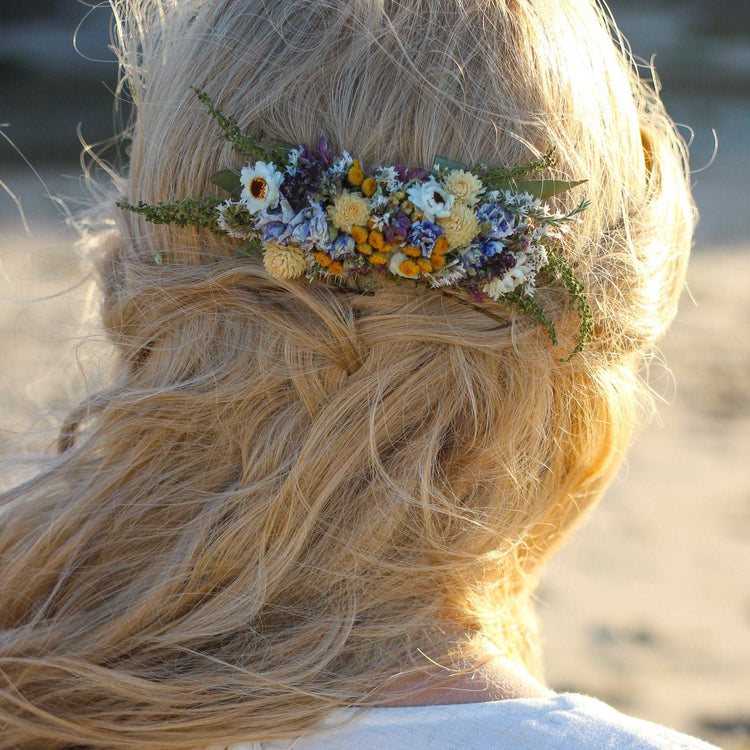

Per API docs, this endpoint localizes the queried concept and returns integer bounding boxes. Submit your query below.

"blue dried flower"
[406,220,444,257]
[460,243,485,273]
[477,203,515,241]
[254,199,298,244]
[330,233,355,259]
[289,202,332,251]
[478,239,504,258]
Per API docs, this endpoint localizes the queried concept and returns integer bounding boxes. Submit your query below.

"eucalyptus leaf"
[212,169,242,195]
[431,155,468,174]
[235,238,263,259]
[488,178,586,199]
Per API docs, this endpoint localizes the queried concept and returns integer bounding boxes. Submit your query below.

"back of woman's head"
[0,0,693,746]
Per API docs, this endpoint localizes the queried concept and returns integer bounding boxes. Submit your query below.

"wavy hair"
[0,0,693,746]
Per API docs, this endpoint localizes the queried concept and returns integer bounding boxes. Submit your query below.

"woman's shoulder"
[222,693,719,750]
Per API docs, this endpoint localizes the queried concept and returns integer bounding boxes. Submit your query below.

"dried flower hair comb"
[119,88,592,358]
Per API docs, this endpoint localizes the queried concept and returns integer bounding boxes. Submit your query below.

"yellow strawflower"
[443,169,484,206]
[368,229,385,249]
[430,254,446,270]
[432,236,449,256]
[263,242,308,280]
[399,259,419,277]
[327,191,371,233]
[437,204,480,250]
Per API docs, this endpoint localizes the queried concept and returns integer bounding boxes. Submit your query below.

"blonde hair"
[0,0,693,746]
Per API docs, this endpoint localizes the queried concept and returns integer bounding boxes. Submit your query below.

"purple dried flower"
[482,249,517,280]
[281,145,328,211]
[466,283,485,304]
[407,167,431,181]
[384,211,411,244]
[317,136,333,165]
[393,164,410,182]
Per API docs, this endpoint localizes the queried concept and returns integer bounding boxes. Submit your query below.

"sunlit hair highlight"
[0,0,693,746]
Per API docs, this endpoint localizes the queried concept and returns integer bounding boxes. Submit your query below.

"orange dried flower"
[361,177,377,197]
[314,251,332,267]
[369,252,388,265]
[430,254,446,270]
[432,236,449,256]
[356,243,373,255]
[398,259,419,277]
[417,258,432,273]
[350,225,369,244]
[403,244,422,258]
[368,230,385,249]
[328,261,344,274]
[348,159,364,186]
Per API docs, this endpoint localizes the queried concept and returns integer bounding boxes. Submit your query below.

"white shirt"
[216,693,718,749]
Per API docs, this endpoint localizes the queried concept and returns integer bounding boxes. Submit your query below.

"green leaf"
[487,178,586,199]
[235,238,263,259]
[431,155,468,173]
[212,169,242,195]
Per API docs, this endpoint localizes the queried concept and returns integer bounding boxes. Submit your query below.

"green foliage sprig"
[436,149,585,199]
[546,251,594,360]
[192,87,291,164]
[116,197,225,234]
[474,146,557,184]
[504,290,559,347]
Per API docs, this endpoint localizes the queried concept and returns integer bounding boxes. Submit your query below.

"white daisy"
[240,161,285,214]
[406,179,454,222]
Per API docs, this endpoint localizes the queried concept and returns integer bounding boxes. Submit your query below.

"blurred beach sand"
[540,245,750,748]
[0,227,747,748]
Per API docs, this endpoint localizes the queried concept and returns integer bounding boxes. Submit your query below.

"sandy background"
[1,1,748,748]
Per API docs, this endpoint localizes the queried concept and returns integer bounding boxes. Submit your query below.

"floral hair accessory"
[119,88,593,358]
